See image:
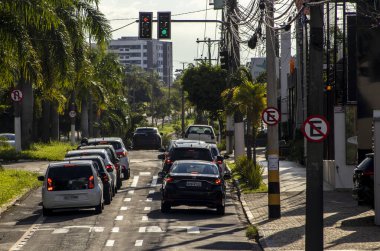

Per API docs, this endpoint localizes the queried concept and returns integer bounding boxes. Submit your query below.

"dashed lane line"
[138,226,164,233]
[120,207,128,211]
[139,172,151,176]
[135,240,143,247]
[124,198,131,202]
[146,198,153,202]
[142,216,148,221]
[131,176,139,188]
[115,216,124,221]
[150,176,158,187]
[111,227,119,233]
[9,215,44,251]
[144,207,151,211]
[105,240,115,247]
[148,190,155,194]
[128,190,135,194]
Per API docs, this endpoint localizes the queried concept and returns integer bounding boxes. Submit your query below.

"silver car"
[38,160,104,216]
[0,133,15,147]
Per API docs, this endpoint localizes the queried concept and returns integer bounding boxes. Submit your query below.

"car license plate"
[186,181,201,187]
[64,195,79,200]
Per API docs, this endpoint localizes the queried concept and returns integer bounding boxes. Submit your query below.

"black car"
[160,160,230,215]
[132,127,162,149]
[353,153,374,206]
[158,141,220,175]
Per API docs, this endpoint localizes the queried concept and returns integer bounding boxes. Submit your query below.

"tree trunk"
[21,78,34,149]
[88,95,94,137]
[252,124,257,165]
[218,118,224,144]
[94,106,101,137]
[246,115,252,160]
[50,101,59,141]
[41,100,51,142]
[80,96,89,138]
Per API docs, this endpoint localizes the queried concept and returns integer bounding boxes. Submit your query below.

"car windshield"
[172,148,212,161]
[47,165,93,191]
[136,128,157,133]
[0,134,15,140]
[357,157,374,171]
[187,126,212,134]
[171,163,219,175]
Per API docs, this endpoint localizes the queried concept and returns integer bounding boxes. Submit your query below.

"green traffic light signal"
[158,12,171,39]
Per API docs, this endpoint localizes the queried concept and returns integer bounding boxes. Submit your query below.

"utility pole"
[181,62,186,138]
[265,0,281,218]
[305,2,324,250]
[196,38,220,65]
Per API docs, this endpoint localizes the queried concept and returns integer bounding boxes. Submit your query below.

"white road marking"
[9,215,44,250]
[144,207,151,211]
[135,240,143,247]
[151,175,158,187]
[169,226,216,234]
[115,215,124,221]
[52,228,69,234]
[142,216,148,221]
[148,190,155,194]
[146,198,153,202]
[91,227,104,233]
[128,190,134,194]
[111,227,119,233]
[120,206,128,211]
[138,226,164,233]
[140,172,151,176]
[131,176,139,187]
[124,198,131,202]
[106,240,115,247]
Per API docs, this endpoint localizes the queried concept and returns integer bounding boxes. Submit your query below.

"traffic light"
[139,12,153,39]
[220,50,229,70]
[324,81,333,92]
[158,12,171,39]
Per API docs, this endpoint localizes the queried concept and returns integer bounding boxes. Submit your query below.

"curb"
[0,187,39,217]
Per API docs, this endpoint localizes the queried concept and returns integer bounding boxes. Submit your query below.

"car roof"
[172,141,210,149]
[175,139,206,144]
[65,155,103,161]
[80,145,115,150]
[88,137,123,142]
[67,149,107,154]
[174,160,216,165]
[187,125,213,128]
[49,160,94,167]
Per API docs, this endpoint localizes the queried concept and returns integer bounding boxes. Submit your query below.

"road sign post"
[11,89,23,152]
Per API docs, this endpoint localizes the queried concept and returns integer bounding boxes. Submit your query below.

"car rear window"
[211,147,219,157]
[357,157,374,171]
[171,163,219,175]
[187,126,213,134]
[89,141,122,150]
[47,165,94,191]
[65,151,106,159]
[136,128,157,133]
[172,148,213,161]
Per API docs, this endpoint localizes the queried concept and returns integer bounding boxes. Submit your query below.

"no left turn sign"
[262,107,280,126]
[302,115,330,142]
[11,89,23,102]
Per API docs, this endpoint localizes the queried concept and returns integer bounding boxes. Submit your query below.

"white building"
[108,37,173,86]
[249,57,266,79]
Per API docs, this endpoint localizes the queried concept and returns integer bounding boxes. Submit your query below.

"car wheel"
[161,201,171,213]
[95,202,103,214]
[112,184,116,197]
[104,186,112,205]
[42,207,52,216]
[216,205,225,215]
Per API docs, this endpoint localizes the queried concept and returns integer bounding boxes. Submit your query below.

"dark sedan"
[160,160,230,215]
[132,127,162,149]
[353,153,374,207]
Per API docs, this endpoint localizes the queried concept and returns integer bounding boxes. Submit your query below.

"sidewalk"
[239,154,380,250]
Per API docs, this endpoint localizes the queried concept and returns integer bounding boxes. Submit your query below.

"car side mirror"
[38,176,45,181]
[158,171,165,178]
[160,132,163,136]
[223,154,230,159]
[223,173,232,180]
[107,167,113,173]
[217,156,224,162]
[158,154,165,160]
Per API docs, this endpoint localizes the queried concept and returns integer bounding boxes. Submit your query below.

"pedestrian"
[77,137,88,149]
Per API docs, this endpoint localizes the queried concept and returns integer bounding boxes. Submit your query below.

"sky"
[98,0,258,71]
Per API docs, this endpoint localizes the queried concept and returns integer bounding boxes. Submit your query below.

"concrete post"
[373,110,380,225]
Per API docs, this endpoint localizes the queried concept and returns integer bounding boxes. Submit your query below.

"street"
[0,150,258,251]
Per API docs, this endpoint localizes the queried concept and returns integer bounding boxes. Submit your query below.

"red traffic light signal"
[158,12,171,39]
[139,12,153,39]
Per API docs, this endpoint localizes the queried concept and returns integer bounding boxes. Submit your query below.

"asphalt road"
[0,150,259,251]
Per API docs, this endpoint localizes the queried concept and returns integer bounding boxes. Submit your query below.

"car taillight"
[106,164,113,172]
[165,177,174,183]
[215,179,222,185]
[217,160,223,165]
[363,170,374,176]
[88,175,95,189]
[165,159,173,165]
[101,173,109,182]
[117,151,127,157]
[114,163,119,171]
[47,178,53,191]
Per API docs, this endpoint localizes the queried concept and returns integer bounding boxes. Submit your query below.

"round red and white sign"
[69,110,77,118]
[302,115,330,142]
[261,107,280,126]
[11,89,23,102]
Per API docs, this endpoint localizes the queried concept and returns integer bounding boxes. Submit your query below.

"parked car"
[160,160,230,215]
[78,144,123,188]
[65,149,118,195]
[209,143,230,175]
[353,153,374,207]
[184,125,216,143]
[64,155,113,205]
[132,127,162,149]
[158,141,215,175]
[0,133,15,147]
[38,160,104,216]
[87,137,130,180]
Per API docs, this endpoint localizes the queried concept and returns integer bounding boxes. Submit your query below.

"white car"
[0,133,15,147]
[184,125,217,143]
[38,160,104,216]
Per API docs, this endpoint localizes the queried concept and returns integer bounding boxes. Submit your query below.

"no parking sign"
[302,115,330,142]
[261,107,280,126]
